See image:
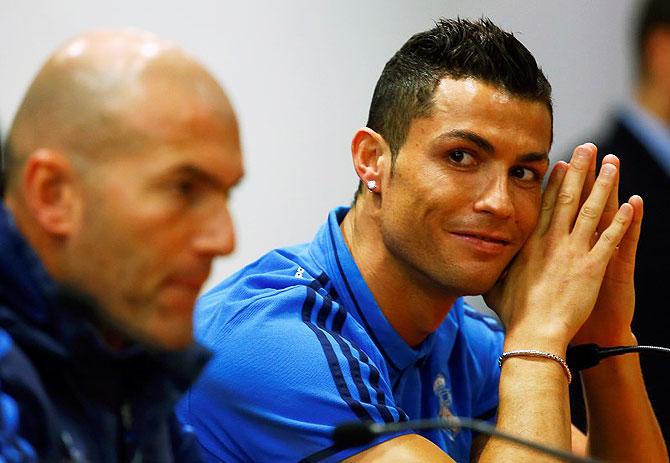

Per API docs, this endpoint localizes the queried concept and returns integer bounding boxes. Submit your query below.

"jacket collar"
[0,205,211,406]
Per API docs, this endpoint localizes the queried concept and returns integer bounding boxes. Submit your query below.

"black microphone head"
[566,343,600,371]
[332,422,377,447]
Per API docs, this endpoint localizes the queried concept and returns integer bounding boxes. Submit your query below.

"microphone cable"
[332,344,670,462]
[332,416,601,463]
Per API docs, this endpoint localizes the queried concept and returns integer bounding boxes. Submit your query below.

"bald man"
[0,29,242,461]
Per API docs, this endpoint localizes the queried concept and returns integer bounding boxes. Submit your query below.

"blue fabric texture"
[0,205,210,462]
[179,207,504,463]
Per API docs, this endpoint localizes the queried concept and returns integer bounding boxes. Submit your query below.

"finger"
[597,154,620,234]
[590,202,634,261]
[551,144,596,232]
[536,161,568,236]
[615,195,643,267]
[579,144,598,207]
[572,162,618,242]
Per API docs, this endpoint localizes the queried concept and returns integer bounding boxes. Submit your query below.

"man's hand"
[560,151,667,463]
[486,144,636,352]
[572,154,643,346]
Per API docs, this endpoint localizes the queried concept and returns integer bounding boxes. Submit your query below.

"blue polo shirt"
[177,207,504,463]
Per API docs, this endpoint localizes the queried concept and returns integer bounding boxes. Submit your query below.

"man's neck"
[340,201,458,347]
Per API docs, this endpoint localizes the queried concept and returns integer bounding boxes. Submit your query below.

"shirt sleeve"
[177,285,409,463]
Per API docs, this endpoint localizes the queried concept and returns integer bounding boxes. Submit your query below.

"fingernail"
[573,146,591,162]
[601,164,616,177]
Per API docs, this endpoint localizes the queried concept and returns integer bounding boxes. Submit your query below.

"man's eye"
[448,150,475,166]
[511,166,538,181]
[174,179,197,197]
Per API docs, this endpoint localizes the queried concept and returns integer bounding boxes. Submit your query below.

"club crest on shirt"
[433,373,458,440]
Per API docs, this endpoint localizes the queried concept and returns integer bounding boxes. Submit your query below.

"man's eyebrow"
[172,164,242,190]
[436,129,549,162]
[437,129,494,153]
[518,152,549,163]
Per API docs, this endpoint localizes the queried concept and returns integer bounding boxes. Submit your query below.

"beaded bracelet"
[498,349,572,384]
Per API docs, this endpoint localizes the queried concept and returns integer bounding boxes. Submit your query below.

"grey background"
[0,1,641,308]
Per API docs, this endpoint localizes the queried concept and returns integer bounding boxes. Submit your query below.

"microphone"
[567,343,670,371]
[332,416,600,463]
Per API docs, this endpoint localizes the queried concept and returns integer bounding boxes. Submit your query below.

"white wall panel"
[0,1,640,307]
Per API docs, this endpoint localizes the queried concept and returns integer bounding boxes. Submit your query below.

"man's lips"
[449,231,515,254]
[450,230,513,245]
[166,275,209,292]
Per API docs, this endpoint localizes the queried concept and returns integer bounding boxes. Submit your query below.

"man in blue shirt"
[180,18,666,462]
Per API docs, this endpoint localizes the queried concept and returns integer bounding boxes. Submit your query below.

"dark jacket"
[0,205,210,462]
[569,113,670,442]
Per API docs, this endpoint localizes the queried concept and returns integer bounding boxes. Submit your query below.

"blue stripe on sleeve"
[318,296,373,407]
[301,287,372,421]
[306,276,403,424]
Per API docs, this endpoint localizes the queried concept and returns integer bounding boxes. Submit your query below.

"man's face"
[65,93,243,350]
[379,77,552,296]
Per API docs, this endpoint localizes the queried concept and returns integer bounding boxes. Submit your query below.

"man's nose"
[473,173,514,218]
[194,202,236,257]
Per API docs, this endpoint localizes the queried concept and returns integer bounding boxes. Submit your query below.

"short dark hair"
[363,17,552,185]
[635,0,670,73]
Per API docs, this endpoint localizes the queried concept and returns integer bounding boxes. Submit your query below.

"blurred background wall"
[0,0,641,307]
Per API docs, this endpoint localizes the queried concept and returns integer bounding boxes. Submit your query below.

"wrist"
[499,349,572,384]
[572,328,637,348]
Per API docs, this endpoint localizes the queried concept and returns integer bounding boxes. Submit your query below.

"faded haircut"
[355,17,552,197]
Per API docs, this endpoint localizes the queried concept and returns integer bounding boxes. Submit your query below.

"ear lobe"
[23,149,80,237]
[351,127,389,191]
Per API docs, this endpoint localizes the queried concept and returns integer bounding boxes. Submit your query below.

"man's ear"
[22,149,81,237]
[351,127,390,192]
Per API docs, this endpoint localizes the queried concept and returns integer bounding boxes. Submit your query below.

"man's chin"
[161,285,200,312]
[139,322,195,351]
[455,272,501,298]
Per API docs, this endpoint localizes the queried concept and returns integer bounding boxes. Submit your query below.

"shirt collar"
[0,205,55,324]
[313,206,459,372]
[620,101,670,177]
